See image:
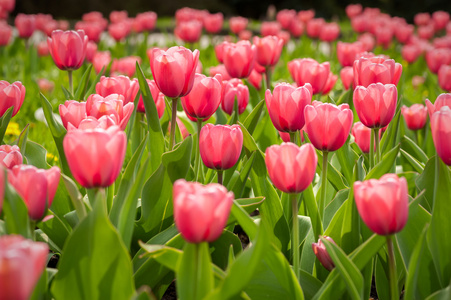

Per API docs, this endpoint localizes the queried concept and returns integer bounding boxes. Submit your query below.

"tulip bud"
[86,94,134,130]
[47,30,88,71]
[438,65,451,92]
[312,236,336,271]
[175,20,202,43]
[229,16,248,34]
[401,104,428,130]
[203,12,223,34]
[340,67,354,90]
[337,41,364,67]
[15,14,36,39]
[352,122,373,153]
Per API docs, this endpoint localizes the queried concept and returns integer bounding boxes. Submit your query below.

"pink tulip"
[108,21,131,42]
[319,22,340,42]
[110,10,128,23]
[353,83,398,129]
[92,51,111,74]
[288,58,330,95]
[346,4,362,18]
[180,73,222,121]
[247,69,263,90]
[353,55,402,87]
[337,41,364,67]
[0,145,22,169]
[229,16,248,34]
[75,21,104,43]
[8,165,60,220]
[0,22,11,46]
[203,12,223,34]
[395,24,414,44]
[432,11,450,31]
[0,0,15,12]
[221,78,249,115]
[401,104,428,130]
[298,10,315,23]
[148,46,199,98]
[199,124,243,170]
[253,35,284,67]
[63,125,126,188]
[312,236,336,271]
[260,21,281,37]
[14,14,36,39]
[0,235,48,300]
[354,174,408,235]
[137,79,165,117]
[265,142,317,193]
[277,9,296,29]
[59,100,87,129]
[304,102,353,152]
[352,121,373,153]
[238,30,253,41]
[374,26,393,49]
[418,24,435,40]
[438,65,451,92]
[426,93,451,119]
[85,40,97,62]
[289,19,304,38]
[173,179,234,243]
[111,56,141,77]
[209,64,232,81]
[306,18,325,38]
[37,78,54,94]
[95,75,139,105]
[134,11,157,32]
[174,20,202,43]
[265,83,312,132]
[47,30,88,71]
[86,94,134,130]
[401,44,422,64]
[431,106,451,165]
[358,33,376,52]
[70,115,117,131]
[0,80,25,117]
[321,72,338,95]
[340,67,354,90]
[214,41,228,63]
[414,12,431,26]
[425,48,451,74]
[223,40,256,79]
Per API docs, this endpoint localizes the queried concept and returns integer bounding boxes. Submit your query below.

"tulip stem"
[289,131,297,145]
[195,118,203,182]
[169,98,178,151]
[265,67,272,90]
[291,192,300,283]
[29,220,36,241]
[369,129,375,169]
[374,128,381,165]
[68,70,73,96]
[386,235,399,300]
[319,151,329,222]
[217,170,223,185]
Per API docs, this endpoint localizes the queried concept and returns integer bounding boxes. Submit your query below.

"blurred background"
[13,0,451,22]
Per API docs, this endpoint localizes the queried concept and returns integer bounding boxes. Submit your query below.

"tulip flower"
[134,11,157,32]
[8,165,60,220]
[110,56,141,78]
[337,41,364,67]
[92,51,111,74]
[401,44,422,64]
[265,83,312,134]
[260,21,281,37]
[0,235,49,300]
[306,18,325,38]
[414,12,431,26]
[63,125,126,188]
[59,100,87,129]
[358,33,376,52]
[175,20,202,44]
[247,69,263,90]
[108,21,131,42]
[289,20,304,38]
[229,16,248,34]
[432,11,450,31]
[277,9,296,30]
[438,65,451,92]
[395,24,414,44]
[425,48,451,74]
[288,58,330,95]
[425,93,451,119]
[340,67,354,90]
[430,106,451,166]
[418,24,434,40]
[14,14,36,39]
[253,35,284,87]
[401,104,428,131]
[221,78,249,115]
[95,75,139,105]
[319,22,340,42]
[346,4,362,18]
[37,78,54,94]
[0,145,23,169]
[86,94,134,130]
[203,12,223,34]
[0,23,12,46]
[321,72,338,95]
[0,80,26,117]
[214,41,228,63]
[353,55,402,87]
[137,79,165,118]
[75,21,104,43]
[173,179,233,243]
[209,64,232,81]
[298,10,315,23]
[375,26,394,49]
[352,122,374,153]
[223,40,256,79]
[312,236,336,271]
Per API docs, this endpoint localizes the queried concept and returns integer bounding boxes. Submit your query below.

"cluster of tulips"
[1,1,451,299]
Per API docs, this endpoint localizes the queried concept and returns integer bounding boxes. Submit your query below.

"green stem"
[106,184,114,212]
[374,128,381,165]
[386,235,399,300]
[289,131,297,145]
[195,118,203,182]
[319,151,329,222]
[68,70,73,96]
[291,192,300,282]
[29,220,36,241]
[169,98,178,151]
[369,128,375,169]
[265,67,272,90]
[217,170,223,185]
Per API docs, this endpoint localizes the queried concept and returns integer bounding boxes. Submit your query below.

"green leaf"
[243,99,265,135]
[3,179,31,238]
[228,151,255,198]
[335,140,358,185]
[162,135,192,183]
[238,121,259,154]
[229,200,259,240]
[380,105,401,155]
[61,174,86,221]
[85,66,105,96]
[61,85,73,100]
[317,150,348,190]
[425,284,451,300]
[401,136,429,164]
[400,149,425,173]
[210,230,242,270]
[16,123,29,153]
[51,197,135,300]
[340,186,360,254]
[74,64,92,100]
[24,141,50,169]
[365,144,400,180]
[302,184,324,240]
[38,211,71,252]
[0,107,13,143]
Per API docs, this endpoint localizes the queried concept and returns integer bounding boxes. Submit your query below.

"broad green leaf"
[340,186,360,254]
[16,123,29,153]
[365,144,400,180]
[401,136,428,164]
[229,199,259,240]
[380,105,401,155]
[238,121,259,154]
[74,64,92,100]
[162,135,192,183]
[227,197,264,227]
[317,150,348,190]
[243,99,265,135]
[24,141,50,169]
[3,180,31,238]
[335,141,358,185]
[302,184,324,240]
[229,151,255,198]
[51,197,135,300]
[0,107,13,143]
[400,149,425,173]
[38,211,71,251]
[85,65,105,96]
[61,174,86,220]
[375,253,390,300]
[425,284,451,300]
[415,157,435,212]
[210,230,242,270]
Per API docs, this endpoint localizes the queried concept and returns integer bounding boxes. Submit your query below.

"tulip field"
[1,2,451,300]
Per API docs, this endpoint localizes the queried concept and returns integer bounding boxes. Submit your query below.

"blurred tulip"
[319,22,340,42]
[265,83,312,132]
[111,56,141,77]
[337,41,364,67]
[86,94,134,130]
[346,4,362,19]
[401,44,422,64]
[277,9,296,29]
[0,22,11,46]
[134,11,157,32]
[353,83,397,128]
[8,165,60,220]
[229,16,248,34]
[354,174,408,235]
[304,102,353,152]
[0,0,15,12]
[312,236,336,271]
[92,51,111,74]
[75,21,104,43]
[137,79,165,118]
[0,235,48,300]
[37,78,54,94]
[418,24,435,40]
[430,106,451,165]
[82,11,108,29]
[306,18,325,38]
[414,12,431,26]
[214,41,228,63]
[85,41,97,62]
[351,15,368,33]
[110,10,128,23]
[71,115,117,131]
[209,64,231,81]
[438,65,451,92]
[432,11,450,31]
[253,35,284,67]
[298,9,315,23]
[14,14,36,39]
[36,41,49,56]
[175,20,202,43]
[374,26,393,49]
[352,121,373,153]
[321,72,338,95]
[95,75,139,105]
[0,80,25,117]
[0,145,22,169]
[238,29,253,41]
[289,19,304,38]
[426,93,451,119]
[223,40,256,79]
[221,78,249,115]
[288,58,330,94]
[260,21,281,37]
[353,55,402,87]
[340,66,354,90]
[401,104,427,130]
[425,47,451,74]
[148,46,199,98]
[265,142,317,193]
[108,21,131,42]
[203,12,223,34]
[173,179,234,243]
[59,100,87,129]
[247,69,263,90]
[395,24,414,44]
[181,73,222,121]
[63,125,126,188]
[358,33,376,52]
[48,30,88,71]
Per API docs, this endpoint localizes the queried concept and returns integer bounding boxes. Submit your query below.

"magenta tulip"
[0,145,23,169]
[47,30,88,71]
[352,122,373,153]
[425,48,451,74]
[0,80,25,117]
[425,93,451,119]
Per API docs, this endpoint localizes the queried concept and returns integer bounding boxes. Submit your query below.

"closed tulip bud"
[223,40,256,79]
[209,64,232,81]
[312,236,336,271]
[425,48,451,74]
[173,179,234,243]
[148,46,199,98]
[63,125,126,188]
[95,75,139,105]
[0,145,22,169]
[75,21,104,43]
[358,33,376,52]
[431,106,451,165]
[135,11,157,32]
[110,10,128,23]
[289,20,304,38]
[48,30,88,71]
[337,41,364,67]
[432,11,450,31]
[253,35,284,67]
[199,124,243,170]
[229,16,248,34]
[438,65,451,92]
[0,235,48,300]
[414,12,431,26]
[37,78,54,94]
[298,9,315,23]
[110,56,141,78]
[375,26,393,49]
[8,165,60,220]
[15,14,36,39]
[425,93,451,119]
[354,174,408,235]
[221,79,249,115]
[265,83,312,132]
[0,80,25,117]
[340,66,354,90]
[288,58,330,95]
[86,94,134,130]
[85,41,97,62]
[353,55,402,87]
[137,79,165,117]
[277,9,296,30]
[353,83,398,129]
[395,24,414,44]
[401,104,428,130]
[181,74,222,121]
[352,122,373,153]
[203,12,223,34]
[59,100,87,129]
[304,102,353,152]
[265,142,317,193]
[0,0,14,12]
[174,20,202,43]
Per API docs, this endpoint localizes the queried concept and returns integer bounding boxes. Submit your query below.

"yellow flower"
[6,122,21,136]
[47,153,59,162]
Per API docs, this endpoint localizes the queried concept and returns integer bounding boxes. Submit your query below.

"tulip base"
[291,193,300,283]
[386,235,399,300]
[169,98,179,151]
